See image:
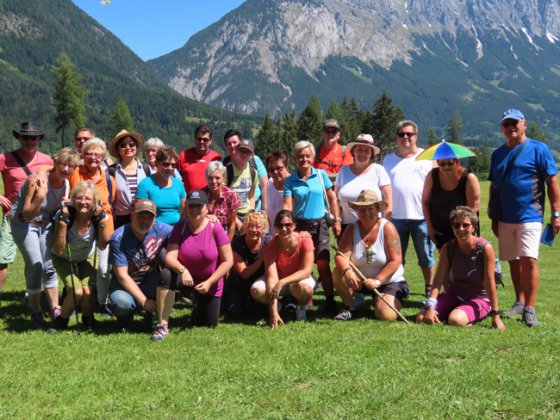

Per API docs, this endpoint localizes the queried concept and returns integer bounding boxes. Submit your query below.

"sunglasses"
[452,223,472,229]
[119,142,136,149]
[84,152,102,159]
[276,222,294,229]
[501,120,519,128]
[160,162,177,168]
[365,248,375,264]
[269,166,285,173]
[397,132,416,138]
[438,160,455,167]
[75,137,91,141]
[195,137,211,143]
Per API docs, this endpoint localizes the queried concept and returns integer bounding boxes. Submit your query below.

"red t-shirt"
[313,143,353,175]
[0,150,53,215]
[177,148,222,193]
[263,233,314,280]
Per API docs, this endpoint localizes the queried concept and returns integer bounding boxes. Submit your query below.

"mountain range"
[0,0,256,153]
[150,0,560,146]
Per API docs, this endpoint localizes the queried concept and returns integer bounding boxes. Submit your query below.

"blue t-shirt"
[135,175,186,225]
[489,138,557,223]
[109,221,173,282]
[284,167,333,220]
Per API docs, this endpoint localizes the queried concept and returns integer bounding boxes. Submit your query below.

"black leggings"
[160,268,221,328]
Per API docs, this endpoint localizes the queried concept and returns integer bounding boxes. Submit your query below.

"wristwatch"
[178,268,185,275]
[552,211,560,218]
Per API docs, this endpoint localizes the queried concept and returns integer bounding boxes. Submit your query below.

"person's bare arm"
[546,174,560,235]
[465,172,481,212]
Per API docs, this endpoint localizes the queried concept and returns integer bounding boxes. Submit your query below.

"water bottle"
[495,258,504,287]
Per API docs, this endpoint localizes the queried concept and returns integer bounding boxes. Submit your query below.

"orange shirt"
[313,143,353,175]
[69,166,116,233]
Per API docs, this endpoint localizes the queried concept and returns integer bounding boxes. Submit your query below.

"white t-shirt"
[266,178,284,233]
[335,164,391,225]
[382,150,432,220]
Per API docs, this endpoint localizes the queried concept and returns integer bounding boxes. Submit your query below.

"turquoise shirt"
[284,167,332,220]
[135,176,186,225]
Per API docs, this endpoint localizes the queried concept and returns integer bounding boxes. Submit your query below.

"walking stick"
[67,243,81,329]
[331,244,410,325]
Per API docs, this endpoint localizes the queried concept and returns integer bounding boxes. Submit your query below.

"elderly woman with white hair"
[335,134,392,231]
[143,137,165,175]
[202,160,241,240]
[283,140,341,314]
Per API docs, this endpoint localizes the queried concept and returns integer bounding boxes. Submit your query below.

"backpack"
[315,143,347,170]
[225,162,257,188]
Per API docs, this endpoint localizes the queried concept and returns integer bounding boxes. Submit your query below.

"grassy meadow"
[0,180,559,418]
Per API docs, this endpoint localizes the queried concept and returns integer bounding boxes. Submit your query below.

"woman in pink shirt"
[251,210,316,329]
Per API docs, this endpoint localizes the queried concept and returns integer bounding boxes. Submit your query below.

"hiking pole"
[331,244,410,325]
[67,243,81,332]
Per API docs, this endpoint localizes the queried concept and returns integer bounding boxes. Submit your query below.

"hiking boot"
[522,307,542,327]
[31,310,44,328]
[82,315,97,331]
[151,323,169,342]
[47,316,69,333]
[334,308,353,321]
[352,292,366,309]
[296,305,307,321]
[503,301,525,317]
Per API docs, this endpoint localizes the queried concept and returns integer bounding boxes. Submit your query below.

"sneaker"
[151,323,169,341]
[324,297,337,315]
[47,316,69,333]
[31,310,44,327]
[352,292,366,309]
[522,307,542,327]
[296,305,307,321]
[503,301,525,317]
[100,305,114,318]
[282,295,297,312]
[334,308,353,321]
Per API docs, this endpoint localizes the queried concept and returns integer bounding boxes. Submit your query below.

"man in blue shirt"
[109,199,173,329]
[489,109,560,327]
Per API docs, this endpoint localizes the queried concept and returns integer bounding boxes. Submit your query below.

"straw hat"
[347,134,380,156]
[109,129,145,158]
[348,189,388,211]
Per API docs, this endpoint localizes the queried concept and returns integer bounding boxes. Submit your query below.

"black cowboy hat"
[12,122,44,139]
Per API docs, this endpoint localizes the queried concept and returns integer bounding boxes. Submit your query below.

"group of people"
[0,108,558,340]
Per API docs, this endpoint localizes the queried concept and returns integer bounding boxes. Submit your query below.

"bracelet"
[373,279,382,288]
[341,267,352,277]
[489,309,501,316]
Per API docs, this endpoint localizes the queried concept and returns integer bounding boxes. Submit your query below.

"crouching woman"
[416,206,505,330]
[49,181,110,331]
[251,210,316,328]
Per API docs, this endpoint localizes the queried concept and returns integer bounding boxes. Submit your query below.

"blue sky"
[72,0,246,61]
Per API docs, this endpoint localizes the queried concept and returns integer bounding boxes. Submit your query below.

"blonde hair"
[53,147,80,167]
[241,210,269,235]
[292,140,315,160]
[70,181,99,206]
[81,137,107,158]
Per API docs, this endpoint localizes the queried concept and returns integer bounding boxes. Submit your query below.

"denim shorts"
[391,218,434,268]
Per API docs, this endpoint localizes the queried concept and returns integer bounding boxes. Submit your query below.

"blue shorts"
[391,218,434,268]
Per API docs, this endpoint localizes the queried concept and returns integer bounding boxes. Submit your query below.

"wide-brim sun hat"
[348,189,388,211]
[347,133,380,156]
[109,129,145,158]
[13,122,44,139]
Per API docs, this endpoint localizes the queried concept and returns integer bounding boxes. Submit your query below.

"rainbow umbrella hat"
[416,139,476,160]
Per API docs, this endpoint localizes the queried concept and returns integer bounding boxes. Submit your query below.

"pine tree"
[446,112,463,144]
[526,122,549,144]
[281,110,299,170]
[468,145,491,176]
[427,127,438,146]
[255,113,280,159]
[53,53,87,147]
[109,98,134,136]
[341,97,365,144]
[364,91,404,154]
[325,101,349,143]
[297,95,323,146]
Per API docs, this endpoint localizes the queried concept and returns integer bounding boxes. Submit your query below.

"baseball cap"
[323,119,341,131]
[500,109,525,122]
[134,199,157,215]
[186,189,209,205]
[237,138,254,153]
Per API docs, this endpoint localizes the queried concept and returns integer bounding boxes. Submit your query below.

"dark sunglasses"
[276,222,294,229]
[453,223,472,229]
[119,142,136,149]
[501,120,519,128]
[438,160,455,167]
[195,137,211,143]
[75,137,91,141]
[397,132,416,138]
[160,162,177,168]
[269,166,285,173]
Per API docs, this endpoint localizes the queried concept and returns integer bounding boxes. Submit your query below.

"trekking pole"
[331,244,410,325]
[67,243,81,330]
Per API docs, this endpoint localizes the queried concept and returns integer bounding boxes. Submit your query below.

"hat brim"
[348,200,388,211]
[109,132,145,158]
[347,142,380,155]
[13,130,44,139]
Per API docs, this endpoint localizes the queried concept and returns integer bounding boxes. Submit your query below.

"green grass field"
[1,181,559,418]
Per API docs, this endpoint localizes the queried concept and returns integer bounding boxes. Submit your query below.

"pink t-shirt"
[263,233,314,280]
[169,220,230,297]
[0,150,53,215]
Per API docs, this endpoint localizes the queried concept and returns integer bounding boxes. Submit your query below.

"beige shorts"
[251,275,317,295]
[498,221,542,261]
